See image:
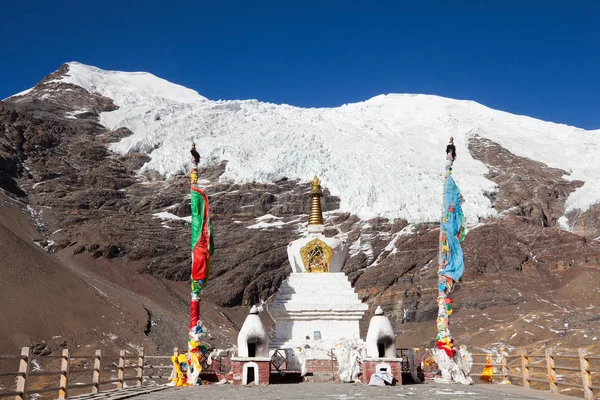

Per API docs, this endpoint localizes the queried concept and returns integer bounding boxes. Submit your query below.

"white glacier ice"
[32,62,600,224]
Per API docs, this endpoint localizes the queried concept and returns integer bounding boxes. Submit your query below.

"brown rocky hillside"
[1,64,599,360]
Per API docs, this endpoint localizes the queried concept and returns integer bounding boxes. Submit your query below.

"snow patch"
[31,359,41,372]
[64,108,90,119]
[255,213,282,222]
[247,221,286,229]
[557,216,571,231]
[33,239,56,252]
[152,211,191,222]
[89,284,108,298]
[348,227,374,262]
[247,214,285,229]
[368,225,415,267]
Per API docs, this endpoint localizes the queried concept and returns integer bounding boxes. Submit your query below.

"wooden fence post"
[58,349,70,399]
[545,348,558,394]
[171,347,179,383]
[136,347,144,387]
[500,346,509,384]
[15,347,31,400]
[117,350,125,389]
[579,349,593,400]
[520,348,530,389]
[92,349,101,394]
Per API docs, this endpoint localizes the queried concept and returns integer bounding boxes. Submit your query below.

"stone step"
[283,276,351,282]
[270,295,362,304]
[268,302,369,315]
[286,273,350,281]
[268,306,367,313]
[281,279,353,287]
[272,290,361,296]
[276,290,355,297]
[275,284,358,292]
[279,284,354,293]
[282,282,353,289]
[283,282,352,289]
[276,288,354,296]
[275,286,356,295]
[286,274,349,280]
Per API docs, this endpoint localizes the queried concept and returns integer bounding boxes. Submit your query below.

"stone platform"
[116,383,580,400]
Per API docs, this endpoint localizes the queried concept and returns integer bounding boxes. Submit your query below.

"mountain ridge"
[1,62,599,357]
[11,62,599,227]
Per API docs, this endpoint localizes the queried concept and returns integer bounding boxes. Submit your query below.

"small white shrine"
[267,177,368,353]
[362,306,403,384]
[231,306,271,385]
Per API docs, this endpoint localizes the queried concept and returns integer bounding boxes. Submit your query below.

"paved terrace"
[90,383,579,400]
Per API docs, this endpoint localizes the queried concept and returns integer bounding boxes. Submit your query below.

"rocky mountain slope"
[1,63,599,357]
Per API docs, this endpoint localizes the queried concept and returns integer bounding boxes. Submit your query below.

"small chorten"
[237,306,269,358]
[232,306,271,386]
[365,306,396,359]
[361,305,403,385]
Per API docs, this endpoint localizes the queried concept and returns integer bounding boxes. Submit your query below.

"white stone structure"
[365,306,396,358]
[362,306,403,384]
[237,305,269,358]
[267,177,368,354]
[232,306,271,386]
[268,272,368,348]
[287,225,346,273]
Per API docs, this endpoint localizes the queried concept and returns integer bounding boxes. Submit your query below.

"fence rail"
[0,346,176,399]
[461,347,598,400]
[0,346,234,399]
[398,345,598,400]
[1,345,598,399]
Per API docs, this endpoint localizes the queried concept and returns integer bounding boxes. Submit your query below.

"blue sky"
[1,0,599,129]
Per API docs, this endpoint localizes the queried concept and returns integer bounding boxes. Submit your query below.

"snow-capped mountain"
[3,62,600,354]
[16,62,599,225]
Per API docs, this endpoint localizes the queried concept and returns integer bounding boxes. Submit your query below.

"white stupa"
[237,305,269,358]
[267,177,368,351]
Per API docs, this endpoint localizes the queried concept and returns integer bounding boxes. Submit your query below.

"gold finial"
[449,136,454,144]
[311,176,321,194]
[308,176,324,226]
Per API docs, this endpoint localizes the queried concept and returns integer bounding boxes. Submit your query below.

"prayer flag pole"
[433,137,472,385]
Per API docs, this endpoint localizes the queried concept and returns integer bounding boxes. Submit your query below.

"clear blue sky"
[1,0,599,129]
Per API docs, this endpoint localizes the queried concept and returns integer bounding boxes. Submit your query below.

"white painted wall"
[287,225,346,273]
[268,273,368,348]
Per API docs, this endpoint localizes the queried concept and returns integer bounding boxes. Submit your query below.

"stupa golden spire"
[308,176,324,226]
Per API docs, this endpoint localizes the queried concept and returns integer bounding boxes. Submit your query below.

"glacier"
[28,62,600,224]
